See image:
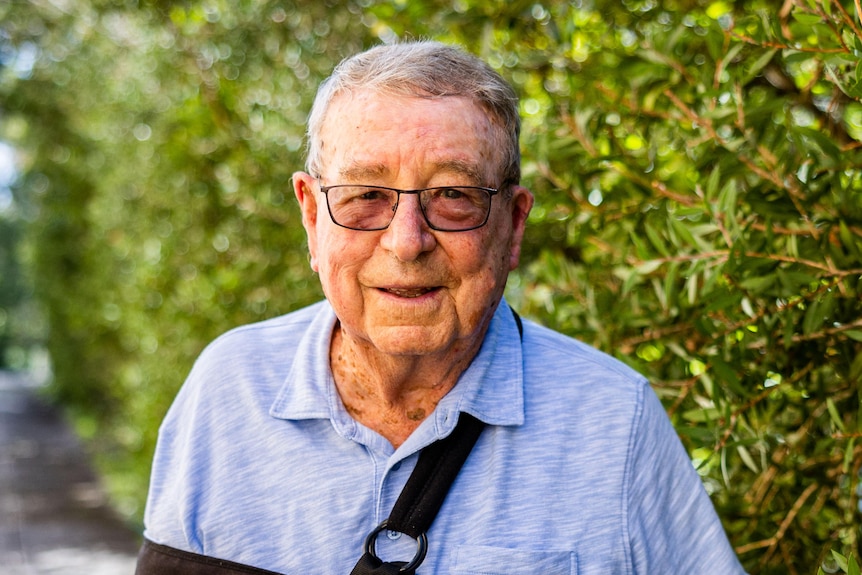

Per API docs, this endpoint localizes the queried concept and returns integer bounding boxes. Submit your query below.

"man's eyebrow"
[338,163,389,182]
[432,159,485,185]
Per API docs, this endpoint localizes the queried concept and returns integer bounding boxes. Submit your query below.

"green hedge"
[1,1,860,572]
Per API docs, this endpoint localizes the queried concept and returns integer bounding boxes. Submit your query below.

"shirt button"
[386,530,402,540]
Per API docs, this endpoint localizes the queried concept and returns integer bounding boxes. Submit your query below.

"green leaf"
[686,271,699,305]
[850,348,862,383]
[635,259,664,274]
[792,10,824,25]
[699,371,716,399]
[669,216,699,248]
[739,275,776,294]
[834,551,850,572]
[644,222,670,257]
[717,179,738,221]
[706,1,732,20]
[744,49,778,84]
[844,438,856,474]
[802,298,824,336]
[827,398,846,433]
[798,127,843,162]
[682,407,721,423]
[849,553,861,575]
[629,229,652,260]
[846,330,862,343]
[736,445,759,473]
[858,389,862,434]
[826,63,862,99]
[776,269,818,292]
[711,356,745,396]
[663,261,679,311]
[840,221,862,260]
[703,291,741,313]
[706,166,722,200]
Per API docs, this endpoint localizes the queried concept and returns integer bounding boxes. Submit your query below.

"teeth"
[386,287,432,298]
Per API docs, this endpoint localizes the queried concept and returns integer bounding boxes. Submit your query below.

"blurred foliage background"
[1,0,861,573]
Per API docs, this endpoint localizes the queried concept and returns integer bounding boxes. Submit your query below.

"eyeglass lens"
[324,186,493,231]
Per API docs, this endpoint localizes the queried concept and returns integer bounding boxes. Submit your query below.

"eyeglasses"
[318,183,500,232]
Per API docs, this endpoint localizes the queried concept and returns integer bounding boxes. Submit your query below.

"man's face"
[294,89,533,358]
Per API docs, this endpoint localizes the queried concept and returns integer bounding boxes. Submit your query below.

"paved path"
[0,371,140,574]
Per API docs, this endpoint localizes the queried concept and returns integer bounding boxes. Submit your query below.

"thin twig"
[735,482,819,556]
[732,33,846,53]
[835,0,862,39]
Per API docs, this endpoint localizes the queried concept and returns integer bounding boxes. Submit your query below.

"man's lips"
[379,286,440,298]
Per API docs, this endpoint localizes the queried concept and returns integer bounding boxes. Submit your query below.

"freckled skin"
[294,90,533,447]
[407,408,426,422]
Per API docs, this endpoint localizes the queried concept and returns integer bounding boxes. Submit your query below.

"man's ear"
[507,185,534,271]
[293,172,320,272]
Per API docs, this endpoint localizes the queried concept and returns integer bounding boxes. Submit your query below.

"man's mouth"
[381,287,438,298]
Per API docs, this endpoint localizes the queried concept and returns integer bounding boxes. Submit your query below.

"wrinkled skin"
[293,89,532,446]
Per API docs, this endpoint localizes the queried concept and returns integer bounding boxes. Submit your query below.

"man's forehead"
[320,89,499,184]
[336,158,486,184]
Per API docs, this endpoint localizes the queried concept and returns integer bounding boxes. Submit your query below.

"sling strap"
[350,413,486,575]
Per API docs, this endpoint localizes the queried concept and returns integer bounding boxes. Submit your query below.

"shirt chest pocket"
[451,545,578,575]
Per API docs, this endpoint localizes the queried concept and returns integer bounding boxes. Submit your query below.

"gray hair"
[305,41,521,190]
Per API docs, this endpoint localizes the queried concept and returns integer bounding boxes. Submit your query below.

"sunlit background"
[1,1,861,573]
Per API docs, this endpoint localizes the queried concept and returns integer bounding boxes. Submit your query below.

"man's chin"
[365,325,456,357]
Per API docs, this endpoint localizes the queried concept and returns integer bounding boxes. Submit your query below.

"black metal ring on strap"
[363,520,428,573]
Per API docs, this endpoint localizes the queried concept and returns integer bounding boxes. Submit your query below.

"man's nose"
[379,193,437,261]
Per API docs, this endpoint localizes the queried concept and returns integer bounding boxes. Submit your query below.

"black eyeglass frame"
[317,182,501,232]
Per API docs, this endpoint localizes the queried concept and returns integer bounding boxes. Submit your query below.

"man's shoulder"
[167,301,330,413]
[206,301,325,350]
[521,319,646,387]
[187,301,328,378]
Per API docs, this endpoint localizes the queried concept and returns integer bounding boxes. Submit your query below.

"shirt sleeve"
[142,363,207,553]
[625,383,747,574]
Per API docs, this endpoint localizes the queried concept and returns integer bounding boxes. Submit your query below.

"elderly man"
[137,41,746,574]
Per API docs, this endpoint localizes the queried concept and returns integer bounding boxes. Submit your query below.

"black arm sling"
[136,311,521,575]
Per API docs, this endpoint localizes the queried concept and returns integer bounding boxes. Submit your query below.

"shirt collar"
[269,299,525,433]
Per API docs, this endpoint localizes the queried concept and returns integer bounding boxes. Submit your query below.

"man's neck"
[329,325,479,448]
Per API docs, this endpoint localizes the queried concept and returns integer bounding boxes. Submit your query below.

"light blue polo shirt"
[143,299,746,574]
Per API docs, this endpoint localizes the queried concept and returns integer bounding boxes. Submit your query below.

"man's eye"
[438,187,467,200]
[358,189,387,201]
[338,187,388,202]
